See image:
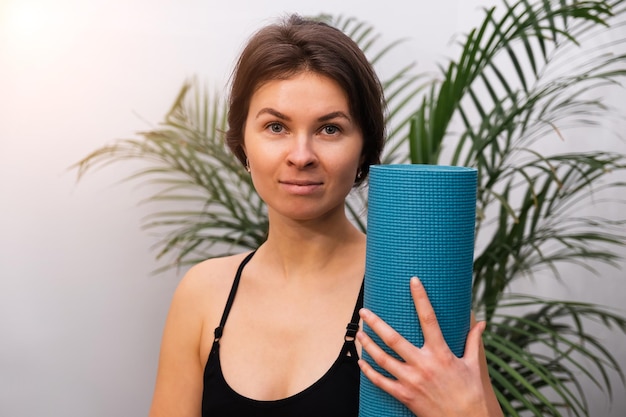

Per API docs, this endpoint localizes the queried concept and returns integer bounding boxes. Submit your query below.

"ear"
[359,151,366,168]
[240,144,248,164]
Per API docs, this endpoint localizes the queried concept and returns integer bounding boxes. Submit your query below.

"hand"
[357,277,501,417]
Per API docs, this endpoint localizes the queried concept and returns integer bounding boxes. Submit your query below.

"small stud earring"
[245,158,251,173]
[356,169,363,180]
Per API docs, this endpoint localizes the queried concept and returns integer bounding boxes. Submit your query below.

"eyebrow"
[256,108,290,121]
[318,111,352,123]
[255,108,352,123]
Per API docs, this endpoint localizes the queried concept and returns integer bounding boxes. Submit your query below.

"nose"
[286,133,318,169]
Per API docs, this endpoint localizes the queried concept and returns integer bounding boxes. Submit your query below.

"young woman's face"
[243,71,363,222]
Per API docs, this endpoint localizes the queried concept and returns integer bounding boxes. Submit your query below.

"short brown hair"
[225,14,386,186]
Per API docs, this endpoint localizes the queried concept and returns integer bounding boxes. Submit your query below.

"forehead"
[249,72,350,111]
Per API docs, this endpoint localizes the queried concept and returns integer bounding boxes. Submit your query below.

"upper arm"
[148,267,209,417]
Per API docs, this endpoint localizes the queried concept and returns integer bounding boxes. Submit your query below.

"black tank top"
[202,251,364,416]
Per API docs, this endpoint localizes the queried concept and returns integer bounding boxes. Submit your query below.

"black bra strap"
[214,250,256,342]
[344,279,364,341]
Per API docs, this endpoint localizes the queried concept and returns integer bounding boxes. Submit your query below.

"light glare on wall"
[2,1,49,43]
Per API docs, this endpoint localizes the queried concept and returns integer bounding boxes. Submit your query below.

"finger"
[357,329,406,380]
[410,277,446,347]
[359,309,417,367]
[469,321,494,390]
[357,358,405,399]
[463,320,486,362]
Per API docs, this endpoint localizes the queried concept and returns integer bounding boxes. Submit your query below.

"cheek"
[246,146,276,195]
[334,151,362,185]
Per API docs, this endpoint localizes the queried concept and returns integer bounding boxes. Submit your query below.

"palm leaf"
[72,78,267,270]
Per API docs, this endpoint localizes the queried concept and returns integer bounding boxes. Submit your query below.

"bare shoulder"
[171,251,253,319]
[180,251,251,290]
[149,252,253,417]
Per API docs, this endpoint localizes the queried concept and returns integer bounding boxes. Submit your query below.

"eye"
[267,122,284,134]
[322,125,340,135]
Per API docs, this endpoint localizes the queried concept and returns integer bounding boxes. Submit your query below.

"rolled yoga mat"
[359,164,477,417]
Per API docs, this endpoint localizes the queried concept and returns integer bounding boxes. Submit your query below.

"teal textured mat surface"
[359,164,477,417]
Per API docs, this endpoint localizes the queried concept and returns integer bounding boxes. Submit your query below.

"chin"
[274,203,343,223]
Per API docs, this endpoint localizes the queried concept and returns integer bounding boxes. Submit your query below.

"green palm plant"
[403,1,626,415]
[73,1,626,415]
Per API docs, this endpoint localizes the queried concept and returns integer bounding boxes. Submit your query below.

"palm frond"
[72,78,267,269]
[484,294,626,415]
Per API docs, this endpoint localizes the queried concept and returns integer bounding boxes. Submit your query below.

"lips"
[280,180,323,186]
[279,179,323,195]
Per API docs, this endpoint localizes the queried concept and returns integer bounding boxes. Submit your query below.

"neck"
[258,210,365,280]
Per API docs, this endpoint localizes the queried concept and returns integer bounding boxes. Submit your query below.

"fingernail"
[359,308,370,318]
[410,276,420,286]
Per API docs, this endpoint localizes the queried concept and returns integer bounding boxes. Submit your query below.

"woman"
[149,14,503,417]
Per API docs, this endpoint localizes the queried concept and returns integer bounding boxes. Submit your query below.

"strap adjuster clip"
[345,322,360,341]
[214,326,223,342]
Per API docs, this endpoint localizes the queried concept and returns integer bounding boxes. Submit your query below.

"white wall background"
[1,0,624,416]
